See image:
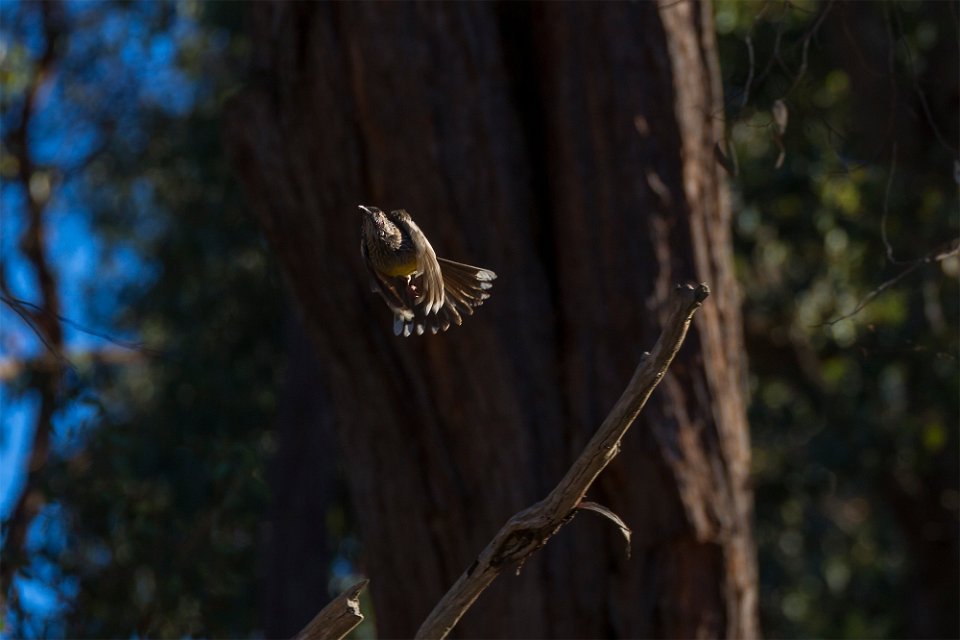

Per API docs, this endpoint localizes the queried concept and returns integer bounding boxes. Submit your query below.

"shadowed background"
[1,1,956,638]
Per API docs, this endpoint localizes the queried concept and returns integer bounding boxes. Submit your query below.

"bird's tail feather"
[394,259,496,337]
[438,258,496,316]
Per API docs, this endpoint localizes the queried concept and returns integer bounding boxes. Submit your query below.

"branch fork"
[295,283,709,640]
[416,282,710,639]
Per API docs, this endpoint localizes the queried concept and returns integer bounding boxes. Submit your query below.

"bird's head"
[359,204,386,229]
[359,204,384,221]
[359,205,400,244]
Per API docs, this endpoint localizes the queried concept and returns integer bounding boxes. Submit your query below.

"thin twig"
[784,0,834,99]
[821,238,960,326]
[1,293,166,358]
[752,10,785,89]
[415,284,710,640]
[0,285,73,373]
[892,4,958,155]
[879,143,905,265]
[740,36,755,111]
[715,0,769,119]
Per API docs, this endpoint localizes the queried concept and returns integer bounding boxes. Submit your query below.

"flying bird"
[359,205,496,336]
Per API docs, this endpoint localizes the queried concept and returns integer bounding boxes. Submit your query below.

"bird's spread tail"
[393,259,496,336]
[438,258,495,311]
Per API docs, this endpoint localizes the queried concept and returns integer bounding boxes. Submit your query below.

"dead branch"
[415,283,710,640]
[294,579,369,640]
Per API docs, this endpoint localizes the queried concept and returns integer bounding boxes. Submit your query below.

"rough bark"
[226,2,758,638]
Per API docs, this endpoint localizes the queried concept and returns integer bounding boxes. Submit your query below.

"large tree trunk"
[226,2,758,638]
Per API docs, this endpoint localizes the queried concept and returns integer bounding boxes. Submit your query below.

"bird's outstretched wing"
[389,209,445,315]
[399,259,497,336]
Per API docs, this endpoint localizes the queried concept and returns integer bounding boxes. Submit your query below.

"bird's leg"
[406,275,424,304]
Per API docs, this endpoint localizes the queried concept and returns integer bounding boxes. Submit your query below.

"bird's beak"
[359,205,375,215]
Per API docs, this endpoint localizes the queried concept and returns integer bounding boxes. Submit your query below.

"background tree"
[1,2,289,636]
[226,2,758,637]
[715,1,958,636]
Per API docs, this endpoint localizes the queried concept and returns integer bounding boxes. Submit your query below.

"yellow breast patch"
[380,256,419,277]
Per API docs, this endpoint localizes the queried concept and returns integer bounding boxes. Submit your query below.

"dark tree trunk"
[226,2,758,638]
[262,307,342,638]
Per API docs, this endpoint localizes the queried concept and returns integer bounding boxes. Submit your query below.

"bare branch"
[295,579,369,640]
[822,238,960,326]
[576,501,632,558]
[784,0,834,99]
[1,293,166,359]
[0,284,72,373]
[752,10,785,90]
[415,283,710,640]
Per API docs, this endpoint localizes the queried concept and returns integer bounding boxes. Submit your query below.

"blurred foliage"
[1,0,957,638]
[50,108,283,637]
[716,0,958,637]
[2,1,283,637]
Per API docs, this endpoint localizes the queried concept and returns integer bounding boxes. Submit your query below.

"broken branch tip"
[694,282,710,302]
[674,282,710,304]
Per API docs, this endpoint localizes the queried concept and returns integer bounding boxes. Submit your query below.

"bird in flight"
[359,205,496,336]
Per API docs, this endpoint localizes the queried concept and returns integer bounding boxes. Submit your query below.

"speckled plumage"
[359,205,497,336]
